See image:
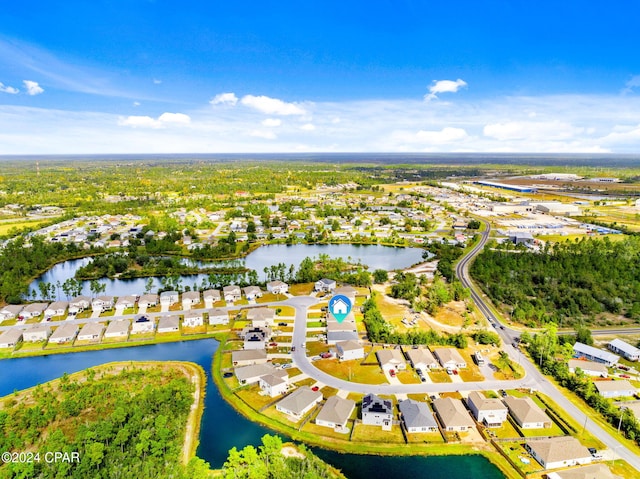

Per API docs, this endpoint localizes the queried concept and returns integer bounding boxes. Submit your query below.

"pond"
[28,244,426,298]
[0,340,504,478]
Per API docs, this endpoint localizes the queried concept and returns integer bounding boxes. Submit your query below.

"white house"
[223,285,242,302]
[376,348,406,372]
[525,437,592,470]
[266,280,288,294]
[398,399,438,433]
[361,393,394,430]
[0,329,23,348]
[91,296,114,312]
[115,295,137,310]
[208,308,229,325]
[243,286,263,301]
[326,313,358,344]
[69,296,91,314]
[45,301,68,318]
[157,315,180,333]
[608,339,640,362]
[104,320,130,338]
[131,315,155,334]
[203,289,221,307]
[258,373,289,397]
[405,348,439,371]
[20,303,49,319]
[316,396,355,431]
[235,363,281,385]
[242,326,272,350]
[594,380,637,399]
[315,278,337,292]
[276,386,323,420]
[502,396,552,429]
[334,286,357,301]
[247,307,275,327]
[0,305,23,321]
[77,322,105,341]
[466,391,508,427]
[232,349,268,367]
[160,291,179,307]
[49,323,79,344]
[183,311,204,328]
[138,294,158,308]
[23,325,51,342]
[335,340,365,361]
[181,291,201,310]
[433,348,467,370]
[545,464,622,479]
[567,359,608,377]
[432,397,475,432]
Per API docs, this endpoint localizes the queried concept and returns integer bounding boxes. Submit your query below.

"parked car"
[291,346,296,352]
[311,386,320,392]
[420,376,426,383]
[389,369,396,377]
[446,368,453,375]
[620,374,631,379]
[281,363,292,369]
[618,365,630,371]
[269,342,278,347]
[278,322,287,326]
[320,352,332,359]
[453,369,459,375]
[223,372,233,378]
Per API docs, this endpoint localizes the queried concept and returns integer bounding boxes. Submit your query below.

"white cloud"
[0,82,19,94]
[118,112,191,129]
[483,120,583,141]
[424,79,467,101]
[249,129,277,139]
[153,79,162,84]
[133,101,141,107]
[23,80,44,95]
[210,92,238,106]
[261,118,282,127]
[240,94,306,115]
[622,75,640,95]
[416,127,468,143]
[300,123,316,131]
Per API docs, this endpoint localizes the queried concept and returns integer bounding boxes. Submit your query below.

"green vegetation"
[220,434,344,479]
[0,362,209,479]
[471,237,640,327]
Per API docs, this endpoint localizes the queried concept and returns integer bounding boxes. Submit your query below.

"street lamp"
[617,407,628,434]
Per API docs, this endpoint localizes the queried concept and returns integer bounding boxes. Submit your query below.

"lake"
[0,340,504,479]
[28,244,426,298]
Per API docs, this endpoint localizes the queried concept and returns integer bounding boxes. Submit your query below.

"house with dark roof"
[362,393,393,430]
[502,396,551,429]
[276,386,323,420]
[398,399,438,433]
[432,397,474,432]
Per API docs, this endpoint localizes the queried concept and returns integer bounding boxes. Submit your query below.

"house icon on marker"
[332,298,348,315]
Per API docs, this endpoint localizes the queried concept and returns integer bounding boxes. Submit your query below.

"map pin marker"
[329,294,352,323]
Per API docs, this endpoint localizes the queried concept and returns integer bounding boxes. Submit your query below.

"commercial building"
[573,342,619,367]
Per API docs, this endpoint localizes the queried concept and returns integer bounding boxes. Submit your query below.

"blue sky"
[2,1,640,154]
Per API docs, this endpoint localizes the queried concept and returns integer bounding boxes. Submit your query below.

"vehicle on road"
[291,346,296,352]
[278,322,287,326]
[389,369,396,377]
[269,342,278,347]
[446,368,453,375]
[311,386,320,392]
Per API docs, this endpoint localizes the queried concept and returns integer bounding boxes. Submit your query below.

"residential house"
[315,278,337,292]
[334,286,357,301]
[525,437,592,470]
[335,340,365,361]
[0,329,23,348]
[608,339,640,362]
[433,397,475,432]
[266,280,288,294]
[405,348,439,371]
[44,301,68,318]
[594,380,637,399]
[104,320,130,338]
[115,295,137,310]
[49,323,79,344]
[433,348,467,370]
[23,325,52,342]
[326,313,358,344]
[157,315,180,333]
[160,291,179,307]
[223,285,242,302]
[316,396,355,431]
[546,464,622,479]
[573,342,619,367]
[131,315,155,334]
[567,359,608,377]
[362,393,394,430]
[235,363,282,385]
[183,311,204,327]
[276,386,323,420]
[399,399,438,433]
[247,307,275,327]
[203,289,221,307]
[77,322,105,341]
[232,349,268,367]
[502,396,552,429]
[241,326,272,350]
[466,391,508,427]
[138,294,158,308]
[208,308,229,325]
[243,286,263,301]
[69,296,91,314]
[181,291,201,310]
[0,305,23,321]
[20,303,49,319]
[258,373,289,397]
[376,348,407,372]
[92,295,114,313]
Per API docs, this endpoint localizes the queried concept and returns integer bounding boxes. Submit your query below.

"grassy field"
[0,219,49,236]
[313,358,388,384]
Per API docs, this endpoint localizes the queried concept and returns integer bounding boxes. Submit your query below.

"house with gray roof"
[45,301,68,318]
[502,396,551,429]
[115,295,137,309]
[567,359,608,377]
[0,329,23,348]
[326,313,358,344]
[203,289,221,307]
[247,307,275,327]
[316,395,355,431]
[241,326,272,350]
[181,291,201,310]
[243,286,263,300]
[336,340,364,361]
[223,285,242,302]
[49,323,79,344]
[362,393,393,430]
[608,338,640,362]
[183,311,204,327]
[104,320,130,338]
[69,296,91,313]
[92,295,114,312]
[157,315,180,333]
[160,291,179,307]
[0,305,23,321]
[23,325,52,342]
[573,342,619,366]
[405,347,439,370]
[466,391,508,427]
[276,386,323,420]
[594,380,637,399]
[546,464,621,479]
[433,348,467,369]
[432,397,474,432]
[20,303,49,319]
[398,399,438,433]
[314,278,337,292]
[208,308,229,325]
[131,315,155,334]
[138,294,158,308]
[259,373,289,397]
[266,280,288,294]
[232,349,268,367]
